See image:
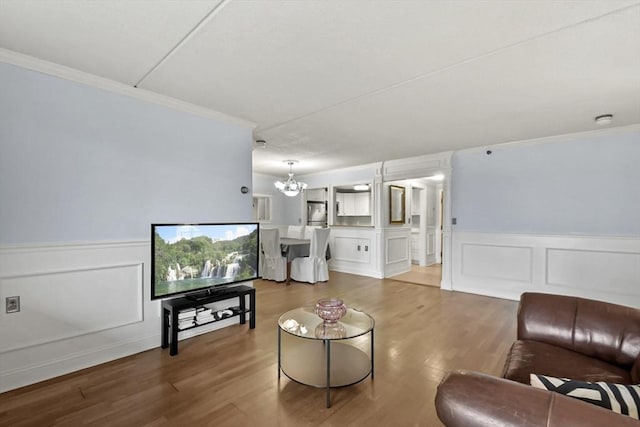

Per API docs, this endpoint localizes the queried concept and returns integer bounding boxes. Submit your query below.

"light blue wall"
[0,63,254,245]
[451,129,640,236]
[281,194,304,225]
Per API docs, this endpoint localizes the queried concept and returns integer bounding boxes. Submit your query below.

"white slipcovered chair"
[304,225,320,240]
[260,228,286,282]
[286,225,305,239]
[290,228,331,284]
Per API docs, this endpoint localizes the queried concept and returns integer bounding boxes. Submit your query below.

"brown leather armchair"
[435,292,640,426]
[503,292,640,385]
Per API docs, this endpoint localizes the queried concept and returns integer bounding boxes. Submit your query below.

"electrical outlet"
[6,296,20,313]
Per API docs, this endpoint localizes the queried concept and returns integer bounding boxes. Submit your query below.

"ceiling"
[1,1,639,176]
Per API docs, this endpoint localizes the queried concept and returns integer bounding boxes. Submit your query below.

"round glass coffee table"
[277,306,375,408]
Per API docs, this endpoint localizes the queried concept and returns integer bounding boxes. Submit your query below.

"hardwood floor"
[0,272,518,426]
[390,264,442,287]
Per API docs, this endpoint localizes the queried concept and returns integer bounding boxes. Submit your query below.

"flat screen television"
[151,222,259,300]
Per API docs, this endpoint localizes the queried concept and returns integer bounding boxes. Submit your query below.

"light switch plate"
[6,296,20,313]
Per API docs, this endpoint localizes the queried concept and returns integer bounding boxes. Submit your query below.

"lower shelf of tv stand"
[161,285,256,356]
[177,309,250,332]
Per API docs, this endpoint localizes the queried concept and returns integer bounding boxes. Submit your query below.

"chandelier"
[275,160,307,197]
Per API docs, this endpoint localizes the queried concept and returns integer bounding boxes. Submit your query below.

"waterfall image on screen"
[151,223,259,299]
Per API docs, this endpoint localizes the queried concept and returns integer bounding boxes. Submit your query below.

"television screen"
[151,223,259,300]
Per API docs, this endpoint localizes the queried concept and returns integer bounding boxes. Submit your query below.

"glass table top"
[278,306,374,340]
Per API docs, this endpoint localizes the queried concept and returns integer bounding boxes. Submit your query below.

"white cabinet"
[411,187,421,215]
[343,193,356,216]
[336,192,370,216]
[354,192,370,215]
[336,192,345,216]
[426,186,437,226]
[411,230,421,263]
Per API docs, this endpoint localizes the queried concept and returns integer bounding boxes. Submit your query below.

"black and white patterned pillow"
[530,374,640,420]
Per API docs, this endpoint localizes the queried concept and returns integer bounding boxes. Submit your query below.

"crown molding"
[298,161,384,180]
[382,151,453,182]
[0,48,256,130]
[457,123,640,155]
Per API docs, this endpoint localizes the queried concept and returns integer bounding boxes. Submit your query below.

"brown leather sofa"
[435,292,640,426]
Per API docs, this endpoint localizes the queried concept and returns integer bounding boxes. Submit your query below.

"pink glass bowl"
[315,298,347,323]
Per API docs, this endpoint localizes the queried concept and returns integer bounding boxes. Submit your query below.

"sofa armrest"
[633,355,640,383]
[435,370,639,427]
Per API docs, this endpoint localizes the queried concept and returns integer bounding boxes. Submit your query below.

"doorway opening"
[388,174,445,287]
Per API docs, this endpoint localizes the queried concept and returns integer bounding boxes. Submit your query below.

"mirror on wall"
[389,185,406,224]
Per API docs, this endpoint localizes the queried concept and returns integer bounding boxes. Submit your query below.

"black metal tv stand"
[161,285,255,356]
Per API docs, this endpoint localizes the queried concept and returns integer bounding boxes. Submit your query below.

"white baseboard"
[0,334,159,393]
[329,264,384,279]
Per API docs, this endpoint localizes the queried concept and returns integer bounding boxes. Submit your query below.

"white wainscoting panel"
[427,232,435,256]
[547,248,640,293]
[0,241,158,392]
[425,230,438,266]
[333,237,371,264]
[0,263,143,353]
[386,236,408,264]
[461,244,532,282]
[328,228,383,278]
[451,231,640,307]
[384,228,411,277]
